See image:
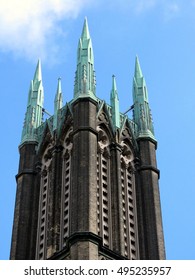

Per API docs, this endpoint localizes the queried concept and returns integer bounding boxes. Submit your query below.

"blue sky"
[0,0,195,260]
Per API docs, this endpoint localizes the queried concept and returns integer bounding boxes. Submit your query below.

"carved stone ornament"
[98,112,108,124]
[121,157,128,170]
[35,161,42,173]
[44,148,52,162]
[121,142,134,165]
[97,127,109,149]
[98,130,108,144]
[64,149,70,160]
[103,147,111,159]
[122,127,132,141]
[64,127,73,151]
[42,167,47,177]
[97,143,104,154]
[122,145,132,159]
[42,144,53,166]
[127,164,135,174]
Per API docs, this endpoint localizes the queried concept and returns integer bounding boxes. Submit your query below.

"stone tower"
[10,18,165,260]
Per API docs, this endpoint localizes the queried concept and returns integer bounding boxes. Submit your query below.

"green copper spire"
[21,60,44,144]
[81,17,90,40]
[133,56,155,141]
[53,78,63,130]
[134,55,143,80]
[74,17,96,100]
[110,75,120,128]
[33,59,42,85]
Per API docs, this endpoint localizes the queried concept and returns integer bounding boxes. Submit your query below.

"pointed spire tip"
[34,59,42,82]
[81,16,90,40]
[134,55,143,79]
[111,74,118,97]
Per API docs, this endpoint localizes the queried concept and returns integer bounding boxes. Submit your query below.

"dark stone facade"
[10,19,165,260]
[10,95,165,260]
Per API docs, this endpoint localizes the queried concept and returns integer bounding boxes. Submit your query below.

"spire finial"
[21,60,44,145]
[110,75,120,129]
[33,59,42,83]
[111,74,118,99]
[56,77,62,97]
[53,78,63,131]
[81,17,90,41]
[112,74,117,91]
[133,56,155,142]
[73,18,96,101]
[55,77,63,107]
[135,55,143,79]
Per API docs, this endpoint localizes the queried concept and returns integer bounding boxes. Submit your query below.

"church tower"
[10,18,165,260]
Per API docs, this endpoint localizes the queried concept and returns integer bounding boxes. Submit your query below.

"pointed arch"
[119,124,139,259]
[60,126,73,249]
[97,100,115,139]
[119,118,139,156]
[96,123,112,248]
[36,142,53,259]
[37,121,54,156]
[57,103,73,141]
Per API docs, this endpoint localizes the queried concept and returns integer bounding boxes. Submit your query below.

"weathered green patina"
[133,56,156,142]
[110,75,120,129]
[21,20,155,146]
[73,17,96,101]
[53,78,63,131]
[21,59,44,144]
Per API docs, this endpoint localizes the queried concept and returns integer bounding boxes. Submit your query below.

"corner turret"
[73,17,96,100]
[21,60,44,145]
[133,56,155,142]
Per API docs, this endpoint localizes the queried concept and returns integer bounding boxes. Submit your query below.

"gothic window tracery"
[97,126,111,248]
[60,127,73,249]
[120,139,139,260]
[36,143,53,260]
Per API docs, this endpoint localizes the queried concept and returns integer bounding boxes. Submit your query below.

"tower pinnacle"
[74,18,96,100]
[55,78,63,109]
[21,60,44,144]
[110,75,120,128]
[134,55,143,80]
[133,56,155,142]
[53,78,63,130]
[11,20,165,261]
[81,17,90,41]
[33,59,42,85]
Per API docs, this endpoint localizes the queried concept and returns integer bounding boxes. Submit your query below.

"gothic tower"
[10,18,165,260]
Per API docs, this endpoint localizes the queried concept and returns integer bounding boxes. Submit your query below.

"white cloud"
[0,0,190,62]
[96,0,158,14]
[103,0,183,19]
[134,0,157,14]
[163,3,180,21]
[131,0,181,18]
[0,0,91,63]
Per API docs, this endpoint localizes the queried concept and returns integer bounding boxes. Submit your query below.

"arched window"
[97,126,111,248]
[60,127,73,249]
[120,141,139,260]
[36,144,53,260]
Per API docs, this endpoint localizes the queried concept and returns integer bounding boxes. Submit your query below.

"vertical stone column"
[10,143,38,259]
[134,156,147,259]
[29,161,42,259]
[138,139,165,260]
[110,143,125,256]
[69,97,98,259]
[46,145,63,258]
